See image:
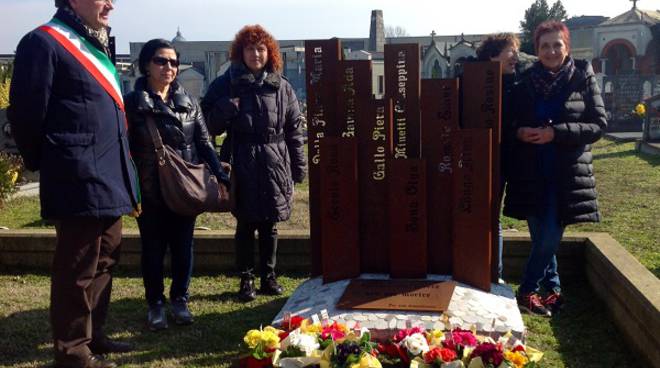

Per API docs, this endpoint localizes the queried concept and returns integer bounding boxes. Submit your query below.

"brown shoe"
[88,336,134,354]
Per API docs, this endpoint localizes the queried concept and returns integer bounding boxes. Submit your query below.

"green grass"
[0,272,644,368]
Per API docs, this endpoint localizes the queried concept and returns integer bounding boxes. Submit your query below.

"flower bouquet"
[240,317,543,368]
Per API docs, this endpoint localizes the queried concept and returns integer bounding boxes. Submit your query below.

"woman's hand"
[230,97,240,109]
[517,127,555,144]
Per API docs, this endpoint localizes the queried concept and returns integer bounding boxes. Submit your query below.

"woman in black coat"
[201,25,306,302]
[125,39,228,330]
[504,21,607,317]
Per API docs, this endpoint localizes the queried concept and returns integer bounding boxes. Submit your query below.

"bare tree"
[385,25,410,38]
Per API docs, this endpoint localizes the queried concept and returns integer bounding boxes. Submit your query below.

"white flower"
[280,329,320,356]
[401,333,430,356]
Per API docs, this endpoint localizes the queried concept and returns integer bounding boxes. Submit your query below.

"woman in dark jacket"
[201,25,306,302]
[125,39,228,330]
[504,21,607,317]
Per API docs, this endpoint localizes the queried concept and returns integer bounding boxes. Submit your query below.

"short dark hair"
[534,21,571,54]
[138,39,179,76]
[55,0,69,8]
[476,33,520,61]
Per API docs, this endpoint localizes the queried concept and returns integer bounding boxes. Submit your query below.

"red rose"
[425,347,458,364]
[440,348,457,362]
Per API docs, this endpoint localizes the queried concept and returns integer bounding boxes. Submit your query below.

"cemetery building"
[565,1,660,128]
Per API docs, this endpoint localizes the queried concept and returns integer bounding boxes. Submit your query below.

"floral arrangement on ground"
[239,316,542,368]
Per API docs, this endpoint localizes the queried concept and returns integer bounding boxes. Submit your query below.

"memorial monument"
[274,38,525,338]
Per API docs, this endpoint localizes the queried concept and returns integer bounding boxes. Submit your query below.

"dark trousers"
[51,216,122,367]
[235,220,277,278]
[137,204,196,306]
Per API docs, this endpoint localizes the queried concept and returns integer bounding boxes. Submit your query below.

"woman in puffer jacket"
[125,39,228,330]
[504,21,607,317]
[201,25,306,302]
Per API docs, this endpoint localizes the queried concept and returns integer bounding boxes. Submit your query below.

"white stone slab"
[272,274,525,339]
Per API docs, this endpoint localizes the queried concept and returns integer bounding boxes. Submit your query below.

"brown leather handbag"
[144,115,230,216]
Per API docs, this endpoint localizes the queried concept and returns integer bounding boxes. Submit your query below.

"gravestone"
[384,44,428,278]
[304,39,341,276]
[421,79,459,275]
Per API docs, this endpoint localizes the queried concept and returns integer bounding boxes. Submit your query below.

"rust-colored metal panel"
[452,129,492,292]
[384,43,421,159]
[320,137,360,283]
[421,79,459,275]
[304,39,341,276]
[462,62,502,282]
[388,159,428,279]
[357,99,392,273]
[335,60,372,138]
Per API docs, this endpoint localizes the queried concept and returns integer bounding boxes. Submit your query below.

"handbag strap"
[144,114,168,166]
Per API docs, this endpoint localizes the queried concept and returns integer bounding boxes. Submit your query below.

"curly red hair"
[230,25,282,73]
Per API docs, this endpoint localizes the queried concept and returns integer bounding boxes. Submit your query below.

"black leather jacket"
[125,77,228,207]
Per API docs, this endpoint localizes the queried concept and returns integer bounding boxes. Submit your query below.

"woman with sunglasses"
[124,38,228,330]
[201,25,306,302]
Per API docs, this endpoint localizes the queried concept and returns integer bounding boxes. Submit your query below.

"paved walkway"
[605,132,643,142]
[10,182,39,199]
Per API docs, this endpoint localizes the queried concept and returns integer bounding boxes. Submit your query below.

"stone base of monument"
[273,274,525,340]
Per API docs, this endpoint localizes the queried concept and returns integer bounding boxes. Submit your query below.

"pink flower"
[393,326,426,343]
[443,329,478,350]
[320,322,347,341]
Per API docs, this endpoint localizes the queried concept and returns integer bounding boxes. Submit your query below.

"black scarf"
[529,57,575,100]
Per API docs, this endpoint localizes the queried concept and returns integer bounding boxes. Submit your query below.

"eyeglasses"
[151,57,180,67]
[96,0,116,4]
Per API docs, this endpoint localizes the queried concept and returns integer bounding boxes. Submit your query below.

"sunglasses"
[151,56,180,67]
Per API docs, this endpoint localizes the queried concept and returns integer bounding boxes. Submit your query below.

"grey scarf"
[61,5,110,49]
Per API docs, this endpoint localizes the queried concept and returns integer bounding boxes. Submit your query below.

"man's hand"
[517,127,554,144]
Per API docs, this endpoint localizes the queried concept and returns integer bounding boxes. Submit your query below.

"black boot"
[238,273,257,302]
[260,273,283,295]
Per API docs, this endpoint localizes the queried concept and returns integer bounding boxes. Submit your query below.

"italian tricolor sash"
[38,18,124,111]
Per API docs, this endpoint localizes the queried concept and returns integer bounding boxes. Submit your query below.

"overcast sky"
[0,0,653,54]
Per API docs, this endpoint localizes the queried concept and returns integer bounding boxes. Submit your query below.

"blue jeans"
[519,199,565,295]
[137,204,196,306]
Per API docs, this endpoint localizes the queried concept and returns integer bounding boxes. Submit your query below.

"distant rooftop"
[600,8,660,26]
[565,15,610,29]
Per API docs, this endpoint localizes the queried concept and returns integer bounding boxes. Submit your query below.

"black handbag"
[144,114,230,216]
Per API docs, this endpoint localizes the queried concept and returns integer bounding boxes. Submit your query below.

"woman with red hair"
[201,25,306,302]
[504,21,607,316]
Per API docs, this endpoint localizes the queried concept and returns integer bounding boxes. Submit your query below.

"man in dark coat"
[7,1,139,367]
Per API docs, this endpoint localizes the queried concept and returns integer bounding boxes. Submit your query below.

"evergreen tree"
[519,0,568,54]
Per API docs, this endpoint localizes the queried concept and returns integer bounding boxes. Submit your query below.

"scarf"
[60,5,110,50]
[529,56,575,100]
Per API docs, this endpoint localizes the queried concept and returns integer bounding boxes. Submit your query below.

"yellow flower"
[243,329,262,349]
[350,354,382,368]
[635,103,646,117]
[426,329,445,346]
[8,170,18,185]
[300,319,323,335]
[261,329,281,350]
[504,351,529,368]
